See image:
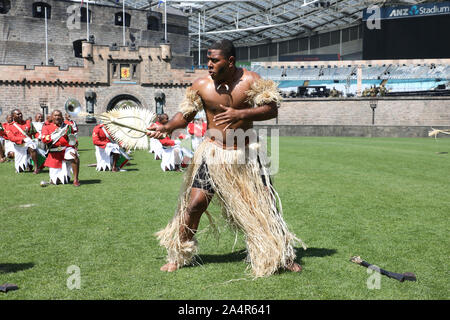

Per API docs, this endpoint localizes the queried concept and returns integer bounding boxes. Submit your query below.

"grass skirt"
[156,139,306,278]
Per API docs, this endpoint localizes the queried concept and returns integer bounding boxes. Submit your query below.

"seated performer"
[187,114,207,152]
[0,121,6,162]
[6,109,40,173]
[2,114,15,160]
[41,110,80,186]
[92,123,129,172]
[149,114,164,160]
[158,114,192,172]
[64,113,78,134]
[32,113,45,138]
[32,113,46,150]
[159,133,182,172]
[147,40,305,278]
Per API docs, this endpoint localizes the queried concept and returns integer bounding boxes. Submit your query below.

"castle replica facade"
[0,0,207,126]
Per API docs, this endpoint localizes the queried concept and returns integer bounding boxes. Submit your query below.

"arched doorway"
[106,94,142,111]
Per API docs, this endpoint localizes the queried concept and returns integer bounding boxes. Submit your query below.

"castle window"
[132,64,137,79]
[72,39,86,58]
[33,2,51,19]
[112,64,118,78]
[0,0,11,14]
[80,7,92,23]
[115,12,131,27]
[147,16,159,31]
[165,24,188,36]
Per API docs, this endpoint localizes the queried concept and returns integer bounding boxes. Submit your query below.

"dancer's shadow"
[0,263,34,274]
[194,247,337,268]
[294,247,337,265]
[194,249,247,266]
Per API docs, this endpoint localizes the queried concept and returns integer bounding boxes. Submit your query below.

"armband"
[245,79,282,107]
[179,88,203,119]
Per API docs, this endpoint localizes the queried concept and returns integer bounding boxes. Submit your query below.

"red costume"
[160,136,175,147]
[153,121,177,147]
[188,122,207,137]
[41,123,76,169]
[6,120,35,145]
[64,119,78,134]
[92,124,113,148]
[0,123,7,139]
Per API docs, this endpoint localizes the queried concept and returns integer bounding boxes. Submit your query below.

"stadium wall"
[254,96,450,137]
[267,97,450,127]
[71,96,450,138]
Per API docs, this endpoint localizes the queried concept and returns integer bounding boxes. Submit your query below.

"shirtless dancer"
[148,40,305,277]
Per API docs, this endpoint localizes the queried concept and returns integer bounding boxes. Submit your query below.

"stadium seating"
[252,63,449,97]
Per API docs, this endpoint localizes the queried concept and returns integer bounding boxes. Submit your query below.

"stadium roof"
[99,0,431,49]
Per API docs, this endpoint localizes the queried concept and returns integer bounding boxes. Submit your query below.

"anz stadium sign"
[363,2,450,20]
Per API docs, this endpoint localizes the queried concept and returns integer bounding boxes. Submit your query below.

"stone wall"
[269,97,450,127]
[0,41,208,123]
[0,82,189,122]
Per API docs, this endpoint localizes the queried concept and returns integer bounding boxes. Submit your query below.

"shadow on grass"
[80,179,102,185]
[0,263,34,274]
[194,249,247,266]
[124,163,137,166]
[295,247,337,264]
[194,247,337,268]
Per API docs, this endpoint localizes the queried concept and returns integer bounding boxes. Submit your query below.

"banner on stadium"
[363,1,450,20]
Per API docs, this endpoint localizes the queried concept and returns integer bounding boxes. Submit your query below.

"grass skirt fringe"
[155,139,306,277]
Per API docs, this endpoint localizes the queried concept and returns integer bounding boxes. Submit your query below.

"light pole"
[369,99,378,125]
[39,98,48,121]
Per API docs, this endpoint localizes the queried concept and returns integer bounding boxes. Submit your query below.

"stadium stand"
[251,63,450,97]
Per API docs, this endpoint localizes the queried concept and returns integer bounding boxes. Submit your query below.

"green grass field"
[0,136,449,300]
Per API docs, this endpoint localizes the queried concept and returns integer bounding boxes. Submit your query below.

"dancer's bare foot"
[73,180,81,187]
[160,262,178,272]
[286,262,302,273]
[112,167,119,172]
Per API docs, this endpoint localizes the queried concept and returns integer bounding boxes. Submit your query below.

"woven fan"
[428,127,450,139]
[83,107,156,150]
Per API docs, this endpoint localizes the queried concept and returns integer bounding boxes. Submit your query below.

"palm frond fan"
[428,127,450,139]
[86,106,156,150]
